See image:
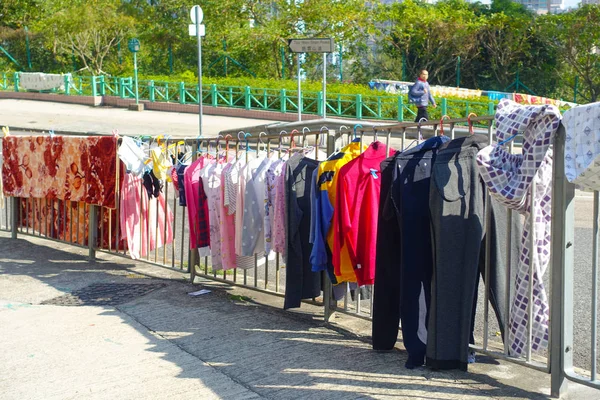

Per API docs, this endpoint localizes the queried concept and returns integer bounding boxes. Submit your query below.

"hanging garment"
[145,191,175,253]
[333,141,394,286]
[117,136,147,177]
[477,100,561,357]
[428,134,520,371]
[372,136,448,369]
[201,160,224,269]
[183,156,210,250]
[284,153,322,309]
[150,146,171,182]
[271,164,287,257]
[142,170,163,199]
[175,163,188,206]
[310,141,365,283]
[562,102,600,191]
[241,156,271,256]
[219,162,237,270]
[0,149,4,208]
[120,172,146,259]
[264,158,285,255]
[2,135,118,208]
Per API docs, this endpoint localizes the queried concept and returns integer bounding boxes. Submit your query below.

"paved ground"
[1,231,598,400]
[0,99,278,138]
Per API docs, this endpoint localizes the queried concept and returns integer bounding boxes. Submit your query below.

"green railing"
[1,72,498,121]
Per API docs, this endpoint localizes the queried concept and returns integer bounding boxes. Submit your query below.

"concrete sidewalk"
[0,232,596,400]
[0,98,278,138]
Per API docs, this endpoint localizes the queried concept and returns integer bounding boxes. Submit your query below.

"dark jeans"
[426,135,521,371]
[415,107,429,122]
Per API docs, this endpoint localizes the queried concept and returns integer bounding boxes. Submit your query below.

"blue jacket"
[409,79,436,108]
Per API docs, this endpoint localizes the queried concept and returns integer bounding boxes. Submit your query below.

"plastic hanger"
[417,118,427,142]
[352,124,363,142]
[439,115,450,136]
[467,113,477,136]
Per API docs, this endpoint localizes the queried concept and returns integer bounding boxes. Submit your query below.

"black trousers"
[415,107,429,122]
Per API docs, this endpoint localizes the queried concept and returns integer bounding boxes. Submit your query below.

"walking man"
[409,70,437,122]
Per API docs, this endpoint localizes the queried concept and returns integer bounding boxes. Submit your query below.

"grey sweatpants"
[427,135,521,371]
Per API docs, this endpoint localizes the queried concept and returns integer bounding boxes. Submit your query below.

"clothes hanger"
[1,126,9,137]
[224,134,233,163]
[352,124,362,142]
[439,115,450,137]
[417,118,427,142]
[498,131,521,146]
[467,113,477,136]
[278,130,288,158]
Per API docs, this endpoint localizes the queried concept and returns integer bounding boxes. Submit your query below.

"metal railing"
[3,120,596,399]
[0,71,497,121]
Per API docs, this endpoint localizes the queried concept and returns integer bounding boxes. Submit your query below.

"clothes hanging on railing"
[184,156,211,250]
[372,136,448,370]
[284,153,322,309]
[264,158,286,255]
[477,99,561,357]
[332,141,395,286]
[562,102,600,191]
[2,135,118,208]
[310,141,365,283]
[427,134,519,371]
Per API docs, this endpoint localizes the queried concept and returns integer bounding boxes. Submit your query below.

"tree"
[35,0,135,75]
[540,5,600,102]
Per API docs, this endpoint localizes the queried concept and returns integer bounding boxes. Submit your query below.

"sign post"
[189,5,206,138]
[288,38,334,121]
[128,38,140,105]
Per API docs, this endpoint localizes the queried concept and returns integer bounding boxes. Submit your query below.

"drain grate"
[41,283,166,306]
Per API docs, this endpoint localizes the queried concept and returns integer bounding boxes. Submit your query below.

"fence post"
[91,76,98,97]
[397,96,404,121]
[118,78,125,98]
[14,72,19,92]
[211,84,218,106]
[550,123,574,398]
[488,101,495,116]
[88,205,97,261]
[356,94,362,120]
[10,197,18,239]
[323,130,337,323]
[244,86,251,110]
[441,98,448,116]
[148,80,155,102]
[280,89,287,113]
[62,74,70,95]
[179,82,186,104]
[317,91,323,117]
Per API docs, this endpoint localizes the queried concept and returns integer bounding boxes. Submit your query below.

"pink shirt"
[183,156,210,249]
[333,142,393,286]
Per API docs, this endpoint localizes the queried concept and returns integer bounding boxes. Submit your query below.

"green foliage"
[0,1,598,103]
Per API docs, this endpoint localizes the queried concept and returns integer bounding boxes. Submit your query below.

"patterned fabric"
[183,157,211,249]
[201,160,224,269]
[562,102,600,191]
[219,162,237,270]
[264,158,285,255]
[241,157,270,256]
[2,135,118,208]
[271,162,288,256]
[476,99,561,356]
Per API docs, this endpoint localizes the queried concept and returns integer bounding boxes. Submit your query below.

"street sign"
[188,24,206,37]
[288,38,334,53]
[128,38,140,53]
[190,5,203,24]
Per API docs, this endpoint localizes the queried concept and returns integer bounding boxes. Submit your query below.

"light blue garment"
[409,80,436,108]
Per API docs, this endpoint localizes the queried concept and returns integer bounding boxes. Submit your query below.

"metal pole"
[11,197,18,239]
[88,205,97,261]
[297,54,302,121]
[281,47,285,79]
[323,53,327,119]
[196,7,203,137]
[591,190,599,381]
[133,52,139,105]
[550,124,573,398]
[339,44,343,82]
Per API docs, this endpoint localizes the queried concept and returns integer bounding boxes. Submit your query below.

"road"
[1,98,598,374]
